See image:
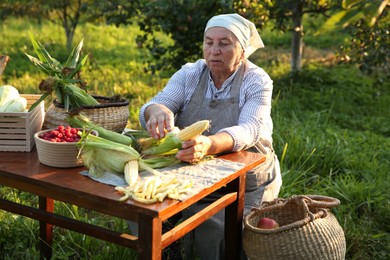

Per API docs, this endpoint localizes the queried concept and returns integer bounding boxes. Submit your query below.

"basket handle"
[301,195,340,209]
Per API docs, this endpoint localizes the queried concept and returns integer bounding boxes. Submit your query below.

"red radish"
[38,125,90,143]
[257,217,279,229]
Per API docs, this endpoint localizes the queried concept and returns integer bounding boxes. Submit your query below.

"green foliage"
[246,0,340,32]
[102,0,237,73]
[321,0,390,75]
[0,0,44,20]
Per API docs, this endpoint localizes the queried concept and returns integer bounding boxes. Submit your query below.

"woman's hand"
[176,132,234,163]
[145,104,175,139]
[176,135,212,163]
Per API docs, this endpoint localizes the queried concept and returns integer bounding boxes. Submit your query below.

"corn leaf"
[24,54,54,75]
[142,135,182,155]
[64,54,89,79]
[63,84,99,110]
[28,32,62,72]
[53,86,64,105]
[64,38,83,68]
[27,93,49,112]
[66,113,134,146]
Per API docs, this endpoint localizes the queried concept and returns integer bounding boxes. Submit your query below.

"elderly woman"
[139,13,282,260]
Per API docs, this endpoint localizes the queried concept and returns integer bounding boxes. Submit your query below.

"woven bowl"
[34,128,97,168]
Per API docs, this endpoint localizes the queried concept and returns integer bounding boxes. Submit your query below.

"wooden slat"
[161,192,237,249]
[0,197,139,249]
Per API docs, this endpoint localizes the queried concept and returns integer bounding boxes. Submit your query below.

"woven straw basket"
[34,129,98,168]
[43,95,129,133]
[243,195,346,260]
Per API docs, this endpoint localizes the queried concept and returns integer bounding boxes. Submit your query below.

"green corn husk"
[124,129,150,139]
[25,32,99,111]
[67,113,134,146]
[141,120,210,156]
[78,133,180,178]
[62,83,99,110]
[142,132,183,155]
[142,155,180,169]
[78,134,140,178]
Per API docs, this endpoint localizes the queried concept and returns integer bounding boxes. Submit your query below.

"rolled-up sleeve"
[219,67,274,151]
[139,61,203,128]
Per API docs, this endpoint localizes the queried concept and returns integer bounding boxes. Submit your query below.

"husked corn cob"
[124,160,139,187]
[142,120,210,155]
[175,120,210,141]
[115,175,194,204]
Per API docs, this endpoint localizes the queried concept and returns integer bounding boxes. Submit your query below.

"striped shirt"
[139,59,275,152]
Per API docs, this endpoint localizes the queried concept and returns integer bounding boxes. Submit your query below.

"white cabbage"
[4,97,28,112]
[0,85,20,107]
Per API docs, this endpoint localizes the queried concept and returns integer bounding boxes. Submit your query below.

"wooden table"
[0,149,265,259]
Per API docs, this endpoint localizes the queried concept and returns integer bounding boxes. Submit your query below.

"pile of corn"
[115,175,194,204]
[73,115,210,204]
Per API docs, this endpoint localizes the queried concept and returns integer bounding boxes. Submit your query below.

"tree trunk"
[65,28,75,52]
[291,1,304,73]
[59,0,81,52]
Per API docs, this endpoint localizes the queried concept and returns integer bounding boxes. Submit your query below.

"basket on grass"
[43,95,129,133]
[243,195,346,260]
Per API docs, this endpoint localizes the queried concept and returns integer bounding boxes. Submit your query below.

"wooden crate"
[0,94,44,152]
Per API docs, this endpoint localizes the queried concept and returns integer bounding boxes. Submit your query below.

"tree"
[321,0,389,75]
[242,0,340,73]
[102,0,235,74]
[87,0,141,26]
[0,0,43,20]
[1,0,97,52]
[41,0,89,51]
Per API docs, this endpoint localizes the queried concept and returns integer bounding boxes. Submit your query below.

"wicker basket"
[43,95,129,133]
[243,195,346,260]
[34,128,98,168]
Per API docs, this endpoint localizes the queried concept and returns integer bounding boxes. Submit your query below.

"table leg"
[38,196,54,260]
[138,215,163,260]
[225,174,246,260]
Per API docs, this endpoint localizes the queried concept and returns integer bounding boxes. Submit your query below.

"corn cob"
[124,160,139,187]
[77,132,180,180]
[77,133,141,178]
[142,120,210,155]
[67,113,134,145]
[115,175,194,203]
[136,127,179,151]
[175,120,210,142]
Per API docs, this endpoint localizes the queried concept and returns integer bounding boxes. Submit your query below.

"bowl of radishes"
[34,125,97,168]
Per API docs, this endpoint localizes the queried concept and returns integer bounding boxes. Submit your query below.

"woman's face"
[203,27,244,76]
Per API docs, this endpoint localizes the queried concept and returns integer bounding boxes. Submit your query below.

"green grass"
[1,18,389,259]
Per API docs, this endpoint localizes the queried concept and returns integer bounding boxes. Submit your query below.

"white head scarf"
[204,13,264,58]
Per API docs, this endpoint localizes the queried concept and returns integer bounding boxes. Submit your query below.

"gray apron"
[175,62,242,135]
